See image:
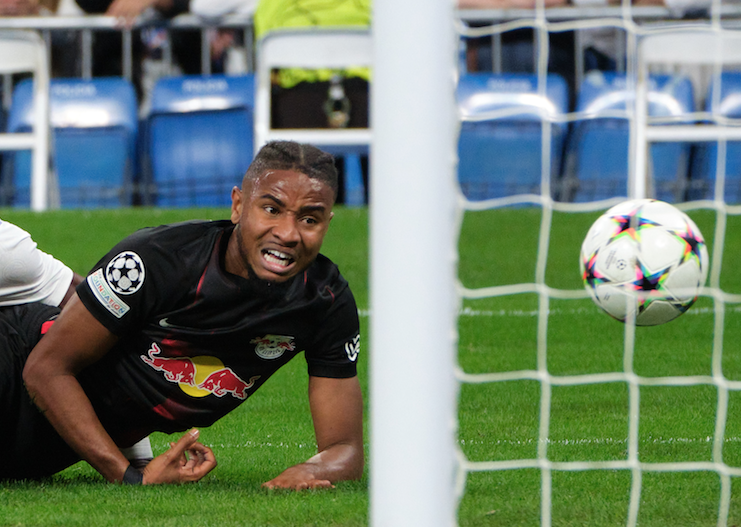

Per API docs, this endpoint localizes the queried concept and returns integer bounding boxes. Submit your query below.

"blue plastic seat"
[689,71,741,203]
[144,74,254,207]
[4,77,138,208]
[457,73,569,201]
[565,71,694,203]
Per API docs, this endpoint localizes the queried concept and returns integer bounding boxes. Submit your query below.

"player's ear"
[230,186,243,224]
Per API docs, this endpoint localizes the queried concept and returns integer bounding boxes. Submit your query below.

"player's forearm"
[22,366,129,482]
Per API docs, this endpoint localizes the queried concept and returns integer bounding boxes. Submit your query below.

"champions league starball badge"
[106,251,146,295]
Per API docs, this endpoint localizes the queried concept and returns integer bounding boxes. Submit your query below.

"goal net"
[453,4,741,527]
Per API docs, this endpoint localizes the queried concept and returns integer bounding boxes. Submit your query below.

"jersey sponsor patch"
[88,269,130,318]
[105,251,145,295]
[251,334,296,360]
[344,333,360,362]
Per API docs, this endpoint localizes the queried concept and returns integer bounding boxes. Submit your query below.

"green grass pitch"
[0,205,739,526]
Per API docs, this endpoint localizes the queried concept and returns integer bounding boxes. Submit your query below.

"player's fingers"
[182,443,210,470]
[180,447,217,481]
[182,454,197,470]
[166,442,184,466]
[167,429,200,460]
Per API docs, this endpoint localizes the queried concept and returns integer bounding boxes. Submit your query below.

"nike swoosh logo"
[158,318,195,331]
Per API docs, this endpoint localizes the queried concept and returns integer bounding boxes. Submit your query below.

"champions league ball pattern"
[106,251,145,295]
[580,199,709,326]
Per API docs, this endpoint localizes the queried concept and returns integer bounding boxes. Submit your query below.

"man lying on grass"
[0,141,364,488]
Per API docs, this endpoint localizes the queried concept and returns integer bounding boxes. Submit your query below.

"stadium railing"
[3,8,741,210]
[0,13,254,87]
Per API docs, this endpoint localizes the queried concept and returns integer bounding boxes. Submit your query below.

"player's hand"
[141,429,217,484]
[105,0,156,27]
[262,465,335,491]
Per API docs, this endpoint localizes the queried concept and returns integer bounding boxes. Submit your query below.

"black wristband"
[122,464,143,485]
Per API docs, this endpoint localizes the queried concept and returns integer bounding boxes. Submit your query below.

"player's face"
[227,169,334,282]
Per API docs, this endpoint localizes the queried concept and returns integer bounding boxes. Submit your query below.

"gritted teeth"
[263,249,294,267]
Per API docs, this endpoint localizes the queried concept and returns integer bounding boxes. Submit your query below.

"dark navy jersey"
[75,220,360,445]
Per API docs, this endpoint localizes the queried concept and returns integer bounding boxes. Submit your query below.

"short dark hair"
[243,141,338,201]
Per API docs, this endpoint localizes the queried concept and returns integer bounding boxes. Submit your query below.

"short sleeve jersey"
[0,219,73,307]
[76,220,360,446]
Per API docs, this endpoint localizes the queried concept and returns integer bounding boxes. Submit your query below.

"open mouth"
[262,249,295,269]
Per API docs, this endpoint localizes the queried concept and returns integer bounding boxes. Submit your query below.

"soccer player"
[1,141,363,487]
[0,219,154,468]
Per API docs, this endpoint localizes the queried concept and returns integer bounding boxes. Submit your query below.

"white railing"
[0,12,254,105]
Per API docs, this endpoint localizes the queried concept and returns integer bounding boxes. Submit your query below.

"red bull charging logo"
[141,343,259,400]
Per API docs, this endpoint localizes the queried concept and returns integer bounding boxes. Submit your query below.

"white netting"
[454,6,741,526]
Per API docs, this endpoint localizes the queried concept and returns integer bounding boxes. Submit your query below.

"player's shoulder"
[130,219,232,246]
[310,253,344,279]
[307,253,353,298]
[98,219,232,278]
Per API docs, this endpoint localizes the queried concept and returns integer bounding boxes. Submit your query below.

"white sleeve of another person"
[0,220,74,308]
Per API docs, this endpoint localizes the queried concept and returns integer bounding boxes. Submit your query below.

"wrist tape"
[122,464,143,485]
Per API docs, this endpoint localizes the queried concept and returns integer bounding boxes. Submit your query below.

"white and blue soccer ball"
[580,199,709,326]
[106,251,145,295]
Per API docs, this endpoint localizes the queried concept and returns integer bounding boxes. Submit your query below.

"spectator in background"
[0,0,81,77]
[76,0,188,27]
[457,0,652,108]
[0,0,59,16]
[73,0,201,100]
[190,0,259,74]
[458,0,576,103]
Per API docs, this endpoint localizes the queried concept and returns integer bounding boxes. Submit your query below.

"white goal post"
[370,1,459,526]
[371,2,741,526]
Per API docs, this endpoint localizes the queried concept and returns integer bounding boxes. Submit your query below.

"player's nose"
[271,213,300,245]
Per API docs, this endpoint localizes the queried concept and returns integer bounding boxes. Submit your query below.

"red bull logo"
[250,334,295,360]
[141,343,259,401]
[198,368,259,399]
[141,343,197,385]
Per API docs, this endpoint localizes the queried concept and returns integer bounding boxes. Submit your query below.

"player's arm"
[22,294,217,484]
[59,272,85,309]
[263,375,364,490]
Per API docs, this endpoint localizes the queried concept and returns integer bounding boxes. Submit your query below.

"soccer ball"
[579,199,709,326]
[106,251,145,295]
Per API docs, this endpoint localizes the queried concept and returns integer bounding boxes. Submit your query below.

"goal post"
[370,0,459,526]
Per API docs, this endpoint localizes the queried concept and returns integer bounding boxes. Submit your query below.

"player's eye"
[264,205,279,215]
